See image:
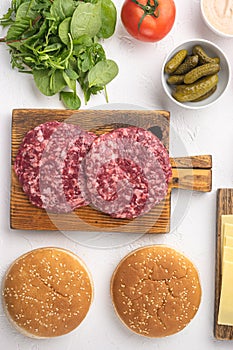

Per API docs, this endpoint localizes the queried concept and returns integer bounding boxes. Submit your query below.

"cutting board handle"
[170,155,212,192]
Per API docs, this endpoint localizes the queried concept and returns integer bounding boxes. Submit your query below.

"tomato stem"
[131,0,160,31]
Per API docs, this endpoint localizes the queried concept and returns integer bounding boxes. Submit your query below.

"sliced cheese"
[225,235,233,248]
[218,261,233,326]
[221,219,233,262]
[218,215,233,325]
[222,245,233,272]
[221,216,233,242]
[222,246,233,268]
[223,223,233,238]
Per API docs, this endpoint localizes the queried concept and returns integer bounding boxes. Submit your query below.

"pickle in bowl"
[162,39,230,109]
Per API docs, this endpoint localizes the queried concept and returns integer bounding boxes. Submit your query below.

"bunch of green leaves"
[0,0,118,109]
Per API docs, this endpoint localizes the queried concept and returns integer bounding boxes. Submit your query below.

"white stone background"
[0,0,233,349]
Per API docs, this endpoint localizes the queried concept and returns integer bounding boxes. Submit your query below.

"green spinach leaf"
[59,17,71,45]
[33,69,54,96]
[50,0,74,22]
[60,91,81,110]
[88,59,118,87]
[33,68,66,96]
[62,71,77,92]
[1,0,118,109]
[77,43,106,72]
[98,0,117,39]
[14,0,27,12]
[16,1,38,20]
[50,69,67,94]
[0,7,16,26]
[6,18,31,41]
[65,68,79,80]
[71,2,102,39]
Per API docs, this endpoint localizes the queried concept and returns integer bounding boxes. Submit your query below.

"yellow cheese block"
[221,216,233,242]
[223,223,233,238]
[222,244,233,272]
[222,246,233,265]
[221,220,233,261]
[218,260,233,326]
[225,236,233,248]
[218,215,233,325]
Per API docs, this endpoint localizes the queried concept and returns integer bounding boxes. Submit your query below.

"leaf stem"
[59,33,73,67]
[0,38,5,42]
[104,85,109,103]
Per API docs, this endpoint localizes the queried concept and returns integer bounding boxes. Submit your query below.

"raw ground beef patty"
[14,121,96,213]
[84,127,172,219]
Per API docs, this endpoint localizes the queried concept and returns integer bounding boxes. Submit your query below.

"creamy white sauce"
[203,0,233,35]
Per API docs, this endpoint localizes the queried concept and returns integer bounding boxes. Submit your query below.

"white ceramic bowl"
[201,0,233,38]
[161,39,231,109]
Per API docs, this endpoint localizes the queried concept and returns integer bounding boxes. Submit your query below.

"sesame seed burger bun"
[111,245,201,338]
[2,247,93,338]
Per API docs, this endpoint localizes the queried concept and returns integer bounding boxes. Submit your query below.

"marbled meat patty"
[14,121,96,213]
[85,127,172,219]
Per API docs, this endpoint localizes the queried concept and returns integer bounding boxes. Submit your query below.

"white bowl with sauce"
[201,0,233,38]
[161,39,231,109]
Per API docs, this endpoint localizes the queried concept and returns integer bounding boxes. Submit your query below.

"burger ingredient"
[167,74,185,85]
[0,0,118,109]
[111,245,201,337]
[218,218,233,325]
[121,0,176,42]
[173,55,199,75]
[172,74,219,102]
[3,247,93,338]
[164,49,188,74]
[164,44,221,103]
[192,45,220,64]
[184,62,220,84]
[202,0,233,36]
[14,121,97,213]
[84,127,172,219]
[192,85,217,102]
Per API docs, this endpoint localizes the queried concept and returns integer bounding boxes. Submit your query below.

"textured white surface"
[0,0,233,349]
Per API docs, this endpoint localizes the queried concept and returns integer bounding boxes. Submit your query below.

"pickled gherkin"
[164,50,188,74]
[164,43,221,104]
[167,75,185,85]
[192,45,220,64]
[192,85,217,102]
[173,55,199,75]
[184,63,220,84]
[172,74,218,102]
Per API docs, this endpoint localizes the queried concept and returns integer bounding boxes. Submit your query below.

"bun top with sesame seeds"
[2,247,93,338]
[111,245,201,338]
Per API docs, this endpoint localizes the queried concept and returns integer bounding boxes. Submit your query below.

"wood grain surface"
[11,109,171,233]
[172,168,212,192]
[170,155,212,169]
[10,109,212,233]
[214,189,233,340]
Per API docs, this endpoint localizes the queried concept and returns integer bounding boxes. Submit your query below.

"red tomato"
[121,0,176,42]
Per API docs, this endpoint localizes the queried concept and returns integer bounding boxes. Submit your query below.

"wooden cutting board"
[11,109,212,233]
[214,189,233,340]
